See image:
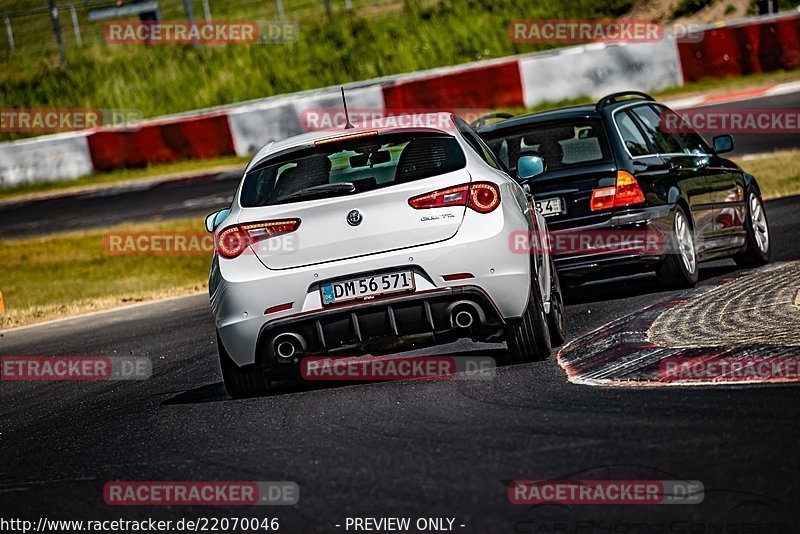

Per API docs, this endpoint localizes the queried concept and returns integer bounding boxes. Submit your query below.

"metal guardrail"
[87,2,160,22]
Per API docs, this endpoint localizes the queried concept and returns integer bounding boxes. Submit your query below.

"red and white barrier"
[1,10,799,188]
[87,112,235,172]
[519,38,682,108]
[381,58,524,110]
[0,132,93,188]
[678,10,800,82]
[227,85,384,156]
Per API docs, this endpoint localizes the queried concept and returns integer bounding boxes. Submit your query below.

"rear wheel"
[659,205,699,288]
[734,189,771,267]
[505,274,552,363]
[546,254,567,347]
[217,333,271,398]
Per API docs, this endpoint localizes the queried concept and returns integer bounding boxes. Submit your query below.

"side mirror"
[205,208,231,233]
[713,134,734,154]
[517,155,545,181]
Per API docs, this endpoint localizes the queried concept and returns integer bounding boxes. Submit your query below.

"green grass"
[0,218,210,329]
[734,150,800,199]
[654,69,800,98]
[673,0,716,18]
[0,0,641,141]
[0,155,248,201]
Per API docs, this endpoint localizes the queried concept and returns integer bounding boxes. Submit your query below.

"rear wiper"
[274,182,356,204]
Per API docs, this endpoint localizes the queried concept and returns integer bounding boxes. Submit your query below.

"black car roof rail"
[595,91,655,112]
[470,112,514,129]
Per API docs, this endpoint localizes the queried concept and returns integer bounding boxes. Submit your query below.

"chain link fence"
[0,0,399,58]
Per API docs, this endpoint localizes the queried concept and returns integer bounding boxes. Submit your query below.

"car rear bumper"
[551,205,671,280]
[555,252,664,279]
[254,285,505,372]
[212,199,533,367]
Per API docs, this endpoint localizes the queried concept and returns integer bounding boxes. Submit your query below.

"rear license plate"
[534,197,565,217]
[321,271,415,305]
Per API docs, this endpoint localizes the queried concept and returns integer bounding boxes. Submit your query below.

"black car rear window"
[240,132,466,207]
[482,119,612,175]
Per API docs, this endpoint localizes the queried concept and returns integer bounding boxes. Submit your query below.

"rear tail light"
[469,183,501,213]
[590,171,645,211]
[217,226,247,258]
[589,186,616,211]
[409,185,469,209]
[408,182,500,213]
[614,171,646,207]
[216,218,300,259]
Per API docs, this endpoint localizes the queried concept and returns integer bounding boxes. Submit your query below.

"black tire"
[217,333,271,398]
[505,274,552,363]
[546,254,567,346]
[734,188,771,267]
[658,204,699,288]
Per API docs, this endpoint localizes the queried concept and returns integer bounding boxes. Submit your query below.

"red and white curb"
[557,262,800,387]
[665,80,800,110]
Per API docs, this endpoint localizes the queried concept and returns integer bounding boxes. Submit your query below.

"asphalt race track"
[695,89,800,156]
[0,169,244,239]
[1,89,798,240]
[2,194,799,531]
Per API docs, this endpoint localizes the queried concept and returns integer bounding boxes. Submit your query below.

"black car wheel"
[505,273,552,363]
[734,188,771,267]
[659,204,699,288]
[217,332,271,398]
[546,254,566,347]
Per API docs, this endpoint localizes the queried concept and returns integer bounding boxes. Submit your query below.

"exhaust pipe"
[273,333,306,361]
[448,301,483,329]
[276,340,296,359]
[454,309,474,329]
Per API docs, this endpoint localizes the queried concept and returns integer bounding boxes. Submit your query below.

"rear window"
[483,119,612,174]
[240,132,466,207]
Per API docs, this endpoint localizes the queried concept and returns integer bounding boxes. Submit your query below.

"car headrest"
[277,155,332,191]
[522,126,575,146]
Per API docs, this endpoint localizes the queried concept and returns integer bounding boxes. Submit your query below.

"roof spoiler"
[595,92,654,112]
[470,112,514,129]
